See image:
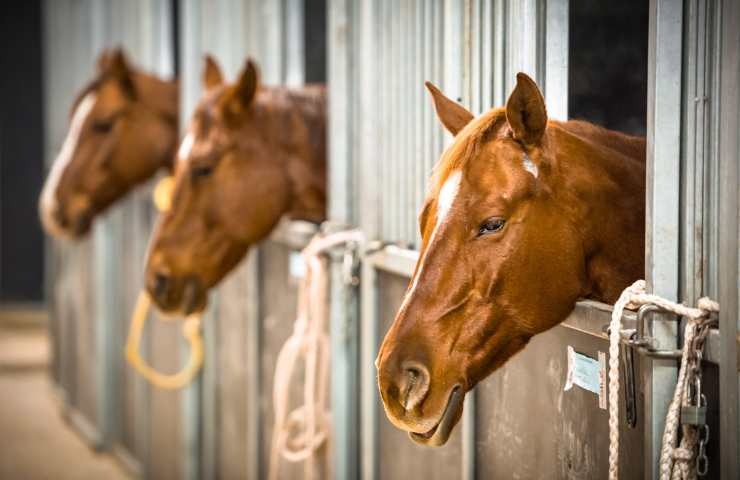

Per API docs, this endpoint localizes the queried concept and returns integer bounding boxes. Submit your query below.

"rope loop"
[125,291,204,390]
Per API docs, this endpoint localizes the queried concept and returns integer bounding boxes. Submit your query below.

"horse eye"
[191,165,214,179]
[92,120,113,133]
[478,218,506,236]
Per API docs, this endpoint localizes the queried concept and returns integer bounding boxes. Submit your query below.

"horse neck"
[132,72,179,168]
[549,122,646,302]
[253,86,327,223]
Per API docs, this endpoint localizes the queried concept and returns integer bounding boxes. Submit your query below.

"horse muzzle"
[147,272,207,315]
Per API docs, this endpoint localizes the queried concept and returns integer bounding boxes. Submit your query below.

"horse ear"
[202,54,224,91]
[107,48,136,98]
[221,58,259,119]
[96,49,111,72]
[506,73,547,145]
[425,81,474,135]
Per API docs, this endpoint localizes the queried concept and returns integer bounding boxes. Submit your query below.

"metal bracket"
[603,303,683,429]
[620,328,639,428]
[628,304,683,359]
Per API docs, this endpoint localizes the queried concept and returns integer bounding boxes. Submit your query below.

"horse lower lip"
[418,424,438,439]
[409,387,462,445]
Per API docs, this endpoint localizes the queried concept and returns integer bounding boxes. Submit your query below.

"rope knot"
[696,297,719,315]
[672,446,694,462]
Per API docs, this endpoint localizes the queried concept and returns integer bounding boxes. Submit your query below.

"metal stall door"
[44,0,179,476]
[43,0,104,447]
[87,3,178,478]
[178,1,327,478]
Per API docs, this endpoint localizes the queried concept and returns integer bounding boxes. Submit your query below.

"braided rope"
[607,280,718,480]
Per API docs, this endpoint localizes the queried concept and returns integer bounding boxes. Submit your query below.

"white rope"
[608,280,719,480]
[268,229,364,480]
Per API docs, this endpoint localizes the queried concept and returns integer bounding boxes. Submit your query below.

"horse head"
[145,56,326,315]
[39,48,178,238]
[376,73,645,446]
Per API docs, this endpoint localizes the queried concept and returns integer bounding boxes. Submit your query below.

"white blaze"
[39,93,97,225]
[435,170,462,228]
[177,132,194,164]
[399,170,462,311]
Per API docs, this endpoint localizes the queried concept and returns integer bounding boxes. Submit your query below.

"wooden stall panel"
[376,271,463,480]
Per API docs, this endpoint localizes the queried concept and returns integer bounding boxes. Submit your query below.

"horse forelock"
[430,108,507,195]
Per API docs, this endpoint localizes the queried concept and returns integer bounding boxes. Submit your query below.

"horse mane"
[429,108,646,196]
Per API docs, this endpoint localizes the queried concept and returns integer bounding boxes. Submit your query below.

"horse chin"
[150,278,208,317]
[39,205,93,240]
[409,386,464,447]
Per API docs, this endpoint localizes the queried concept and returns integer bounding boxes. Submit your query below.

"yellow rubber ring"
[125,291,203,390]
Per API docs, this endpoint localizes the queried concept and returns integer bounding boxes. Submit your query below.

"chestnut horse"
[376,73,645,446]
[144,57,326,314]
[39,48,178,238]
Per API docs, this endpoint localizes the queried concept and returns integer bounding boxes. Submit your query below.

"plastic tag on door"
[564,346,602,396]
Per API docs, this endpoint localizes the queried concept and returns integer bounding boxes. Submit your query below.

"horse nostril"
[72,210,92,234]
[52,208,68,228]
[401,362,431,411]
[153,271,171,299]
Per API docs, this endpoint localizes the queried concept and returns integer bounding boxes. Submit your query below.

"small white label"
[565,346,603,401]
[289,251,306,279]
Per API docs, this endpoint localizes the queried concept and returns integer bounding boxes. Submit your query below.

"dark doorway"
[0,1,45,303]
[568,0,649,135]
[304,0,327,83]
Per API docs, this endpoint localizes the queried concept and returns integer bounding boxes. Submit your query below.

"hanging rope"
[268,229,364,480]
[607,279,719,480]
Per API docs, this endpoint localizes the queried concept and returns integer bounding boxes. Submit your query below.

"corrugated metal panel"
[180,0,287,121]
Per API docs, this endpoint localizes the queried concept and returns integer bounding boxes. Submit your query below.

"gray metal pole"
[645,1,683,478]
[717,0,740,476]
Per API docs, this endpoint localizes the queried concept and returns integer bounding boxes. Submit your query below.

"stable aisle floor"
[0,319,128,480]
